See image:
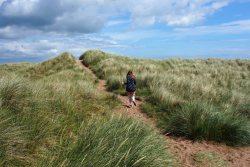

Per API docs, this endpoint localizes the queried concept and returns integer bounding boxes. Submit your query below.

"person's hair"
[127,70,136,80]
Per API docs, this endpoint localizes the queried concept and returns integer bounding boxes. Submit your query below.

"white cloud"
[0,40,62,58]
[174,19,250,36]
[127,0,231,26]
[1,0,249,60]
[2,18,248,60]
[1,0,37,16]
[48,8,105,33]
[0,0,232,36]
[0,34,127,59]
[106,19,129,27]
[0,26,41,39]
[105,19,250,42]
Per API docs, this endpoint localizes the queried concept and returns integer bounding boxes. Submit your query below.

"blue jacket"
[126,75,136,92]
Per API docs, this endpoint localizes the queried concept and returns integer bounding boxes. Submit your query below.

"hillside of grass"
[80,50,250,146]
[0,52,173,166]
[24,52,77,78]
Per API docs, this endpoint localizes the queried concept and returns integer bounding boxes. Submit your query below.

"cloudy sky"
[0,0,250,63]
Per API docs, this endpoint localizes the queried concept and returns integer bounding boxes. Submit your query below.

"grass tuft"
[165,102,250,146]
[193,151,228,167]
[38,115,173,167]
[0,109,32,166]
[0,76,31,112]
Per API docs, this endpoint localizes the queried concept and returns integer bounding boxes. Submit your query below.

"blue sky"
[0,0,250,63]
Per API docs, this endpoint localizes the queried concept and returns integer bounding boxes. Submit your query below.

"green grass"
[165,102,250,146]
[0,109,31,167]
[37,115,173,167]
[193,151,228,167]
[0,76,31,112]
[25,52,76,79]
[0,52,173,166]
[80,50,250,146]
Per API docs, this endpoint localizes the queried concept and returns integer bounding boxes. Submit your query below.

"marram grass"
[80,50,250,146]
[0,109,32,167]
[0,52,173,166]
[165,102,250,146]
[37,115,173,167]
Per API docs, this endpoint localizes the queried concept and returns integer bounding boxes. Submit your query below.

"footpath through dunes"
[76,59,250,167]
[76,60,151,124]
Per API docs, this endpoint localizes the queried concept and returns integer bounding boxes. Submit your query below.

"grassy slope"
[0,52,173,167]
[80,50,250,146]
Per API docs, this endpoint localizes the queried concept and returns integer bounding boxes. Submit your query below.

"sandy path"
[76,60,153,124]
[76,60,250,167]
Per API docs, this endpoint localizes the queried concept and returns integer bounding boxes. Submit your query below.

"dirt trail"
[76,60,250,167]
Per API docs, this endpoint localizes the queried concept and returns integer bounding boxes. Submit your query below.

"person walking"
[125,70,136,108]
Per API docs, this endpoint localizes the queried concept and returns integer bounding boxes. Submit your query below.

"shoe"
[133,101,136,106]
